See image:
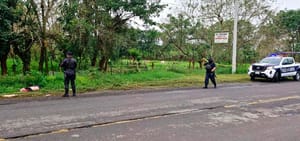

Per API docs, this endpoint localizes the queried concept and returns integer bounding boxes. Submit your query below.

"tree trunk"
[91,48,99,67]
[23,60,31,75]
[17,53,31,75]
[38,39,49,74]
[0,55,8,76]
[0,43,9,76]
[99,56,108,72]
[91,56,97,67]
[45,48,49,73]
[192,60,195,69]
[38,0,49,74]
[104,61,108,71]
[198,61,202,69]
[39,45,46,72]
[13,36,33,75]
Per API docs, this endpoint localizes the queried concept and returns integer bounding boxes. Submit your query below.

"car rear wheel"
[293,72,300,81]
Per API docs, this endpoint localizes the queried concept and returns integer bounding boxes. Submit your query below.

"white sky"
[132,0,300,29]
[160,0,300,10]
[276,0,300,10]
[157,0,300,23]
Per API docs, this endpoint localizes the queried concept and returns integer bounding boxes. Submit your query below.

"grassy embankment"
[0,59,250,95]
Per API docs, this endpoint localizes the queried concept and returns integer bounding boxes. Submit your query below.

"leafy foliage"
[0,0,299,77]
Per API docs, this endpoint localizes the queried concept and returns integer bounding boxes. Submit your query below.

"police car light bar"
[268,52,300,57]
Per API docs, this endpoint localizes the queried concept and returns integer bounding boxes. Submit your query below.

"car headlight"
[267,66,274,70]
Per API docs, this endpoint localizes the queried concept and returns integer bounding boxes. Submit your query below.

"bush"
[128,48,141,60]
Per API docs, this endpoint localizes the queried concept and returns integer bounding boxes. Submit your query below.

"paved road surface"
[0,81,300,141]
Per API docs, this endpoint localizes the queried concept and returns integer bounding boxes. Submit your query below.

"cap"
[66,51,73,56]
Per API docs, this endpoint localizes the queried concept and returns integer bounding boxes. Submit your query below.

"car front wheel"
[273,72,280,82]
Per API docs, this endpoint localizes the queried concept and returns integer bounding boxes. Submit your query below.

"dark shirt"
[205,62,216,73]
[60,58,77,75]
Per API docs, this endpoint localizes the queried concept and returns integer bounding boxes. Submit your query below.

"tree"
[160,14,193,57]
[252,10,300,59]
[185,0,275,63]
[10,0,39,74]
[128,29,161,59]
[12,31,35,75]
[276,10,300,52]
[28,0,59,73]
[253,13,284,58]
[0,0,18,75]
[160,13,209,62]
[58,0,95,69]
[95,0,165,71]
[58,0,164,71]
[194,0,274,26]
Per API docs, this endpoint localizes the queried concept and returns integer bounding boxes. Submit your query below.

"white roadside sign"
[214,32,229,44]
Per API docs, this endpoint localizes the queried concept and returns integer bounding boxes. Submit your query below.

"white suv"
[248,56,300,82]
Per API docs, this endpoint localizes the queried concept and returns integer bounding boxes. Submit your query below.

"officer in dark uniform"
[60,51,77,97]
[203,58,217,89]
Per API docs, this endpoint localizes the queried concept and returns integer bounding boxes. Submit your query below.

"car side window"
[288,58,294,64]
[282,59,289,65]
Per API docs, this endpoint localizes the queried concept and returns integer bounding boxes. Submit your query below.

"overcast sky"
[154,0,300,23]
[160,0,300,10]
[133,0,300,29]
[276,0,300,10]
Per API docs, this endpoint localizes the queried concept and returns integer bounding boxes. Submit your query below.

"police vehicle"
[248,53,300,82]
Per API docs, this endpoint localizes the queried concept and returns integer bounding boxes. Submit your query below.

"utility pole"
[232,0,239,74]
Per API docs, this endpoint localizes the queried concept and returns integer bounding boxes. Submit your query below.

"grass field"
[0,59,251,95]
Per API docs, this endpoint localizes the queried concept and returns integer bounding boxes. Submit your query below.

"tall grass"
[0,59,250,95]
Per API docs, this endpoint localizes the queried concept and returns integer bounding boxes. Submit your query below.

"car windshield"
[259,57,282,65]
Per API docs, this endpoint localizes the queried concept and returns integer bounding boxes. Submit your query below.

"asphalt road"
[1,81,300,141]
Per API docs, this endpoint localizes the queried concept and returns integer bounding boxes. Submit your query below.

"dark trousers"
[64,74,76,95]
[205,73,216,87]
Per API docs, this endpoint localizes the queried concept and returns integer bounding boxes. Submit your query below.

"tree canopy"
[0,0,299,76]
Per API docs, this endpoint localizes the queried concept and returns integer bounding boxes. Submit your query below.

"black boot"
[62,94,69,97]
[212,80,217,88]
[213,82,217,88]
[72,91,76,97]
[63,89,69,97]
[72,88,76,97]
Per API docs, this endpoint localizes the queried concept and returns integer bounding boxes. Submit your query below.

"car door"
[280,58,295,77]
[286,58,297,76]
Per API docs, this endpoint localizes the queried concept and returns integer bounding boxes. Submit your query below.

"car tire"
[273,72,280,82]
[250,76,255,81]
[293,72,300,81]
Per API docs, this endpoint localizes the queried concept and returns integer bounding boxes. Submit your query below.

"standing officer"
[203,58,217,89]
[60,51,77,97]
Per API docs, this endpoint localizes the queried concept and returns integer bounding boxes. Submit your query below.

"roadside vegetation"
[0,59,249,95]
[1,0,299,96]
